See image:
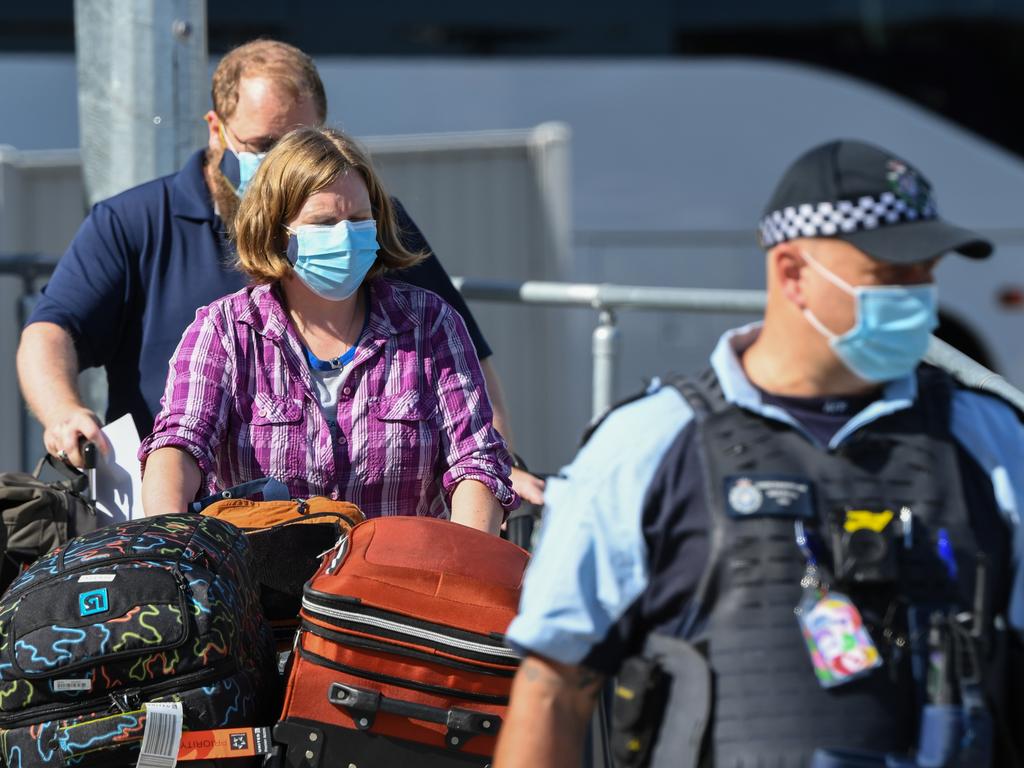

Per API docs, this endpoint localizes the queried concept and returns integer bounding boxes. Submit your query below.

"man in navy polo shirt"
[17,39,544,503]
[495,141,1024,767]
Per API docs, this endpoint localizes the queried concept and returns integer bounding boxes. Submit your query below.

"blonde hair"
[211,39,326,123]
[234,126,425,283]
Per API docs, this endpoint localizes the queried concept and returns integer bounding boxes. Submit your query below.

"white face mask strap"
[799,251,851,342]
[803,307,838,342]
[802,250,855,296]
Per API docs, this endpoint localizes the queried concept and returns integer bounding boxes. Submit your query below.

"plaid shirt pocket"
[249,392,304,425]
[369,391,439,476]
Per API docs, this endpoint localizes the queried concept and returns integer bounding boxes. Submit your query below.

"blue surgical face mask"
[218,127,265,197]
[802,252,938,383]
[285,219,380,301]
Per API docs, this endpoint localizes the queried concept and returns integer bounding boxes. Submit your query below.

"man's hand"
[511,467,546,505]
[494,654,604,767]
[17,322,112,467]
[43,406,111,467]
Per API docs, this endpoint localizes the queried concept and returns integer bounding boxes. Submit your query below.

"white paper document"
[92,413,144,521]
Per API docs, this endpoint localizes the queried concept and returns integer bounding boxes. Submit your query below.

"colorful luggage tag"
[793,521,883,689]
[178,726,273,760]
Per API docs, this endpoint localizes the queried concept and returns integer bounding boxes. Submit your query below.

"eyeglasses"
[219,119,279,155]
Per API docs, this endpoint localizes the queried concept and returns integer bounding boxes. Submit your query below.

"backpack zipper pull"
[172,569,191,595]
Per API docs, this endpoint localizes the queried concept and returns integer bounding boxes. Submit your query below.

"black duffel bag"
[0,454,101,591]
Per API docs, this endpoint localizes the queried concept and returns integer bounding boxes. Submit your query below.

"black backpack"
[0,513,277,767]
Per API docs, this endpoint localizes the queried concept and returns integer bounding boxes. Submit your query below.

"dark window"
[3,2,1021,156]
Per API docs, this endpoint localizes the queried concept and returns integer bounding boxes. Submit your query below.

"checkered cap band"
[757,192,938,249]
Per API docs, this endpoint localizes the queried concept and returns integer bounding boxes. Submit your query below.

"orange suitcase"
[273,516,528,767]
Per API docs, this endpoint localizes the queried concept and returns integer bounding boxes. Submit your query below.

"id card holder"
[796,586,883,688]
[793,521,882,689]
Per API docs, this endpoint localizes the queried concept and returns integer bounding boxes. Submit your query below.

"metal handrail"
[451,276,767,418]
[451,276,1024,419]
[450,276,766,313]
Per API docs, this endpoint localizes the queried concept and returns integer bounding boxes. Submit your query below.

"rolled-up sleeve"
[428,302,517,511]
[138,305,233,487]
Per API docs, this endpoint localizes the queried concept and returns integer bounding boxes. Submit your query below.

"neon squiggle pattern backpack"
[0,513,277,767]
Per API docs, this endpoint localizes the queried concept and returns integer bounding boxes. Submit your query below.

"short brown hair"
[234,127,425,283]
[211,39,327,123]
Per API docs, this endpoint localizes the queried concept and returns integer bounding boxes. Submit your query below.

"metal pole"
[74,0,208,205]
[592,309,619,420]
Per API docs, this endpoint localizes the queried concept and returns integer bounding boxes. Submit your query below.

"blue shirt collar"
[709,321,918,449]
[171,149,219,223]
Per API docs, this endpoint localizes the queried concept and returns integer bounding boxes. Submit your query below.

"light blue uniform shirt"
[506,323,1024,664]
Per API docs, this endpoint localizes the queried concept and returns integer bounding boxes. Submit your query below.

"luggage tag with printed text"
[793,521,883,689]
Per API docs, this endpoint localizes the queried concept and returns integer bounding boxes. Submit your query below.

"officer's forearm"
[494,654,603,768]
[17,322,86,426]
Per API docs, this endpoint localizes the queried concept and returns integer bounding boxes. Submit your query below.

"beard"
[204,145,242,236]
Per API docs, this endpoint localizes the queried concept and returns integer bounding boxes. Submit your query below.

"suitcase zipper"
[0,657,239,729]
[302,621,516,677]
[301,597,519,665]
[297,645,510,705]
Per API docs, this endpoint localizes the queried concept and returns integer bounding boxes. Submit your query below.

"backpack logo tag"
[79,588,109,617]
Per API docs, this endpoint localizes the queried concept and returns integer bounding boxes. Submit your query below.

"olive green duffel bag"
[0,454,100,592]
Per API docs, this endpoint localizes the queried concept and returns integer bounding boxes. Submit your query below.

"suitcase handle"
[328,681,501,750]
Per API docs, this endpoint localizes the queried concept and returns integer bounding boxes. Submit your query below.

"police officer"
[495,140,1024,767]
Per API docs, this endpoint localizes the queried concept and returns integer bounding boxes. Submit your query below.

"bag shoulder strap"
[32,454,89,494]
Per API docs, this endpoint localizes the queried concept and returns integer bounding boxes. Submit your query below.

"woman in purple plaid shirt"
[139,127,517,534]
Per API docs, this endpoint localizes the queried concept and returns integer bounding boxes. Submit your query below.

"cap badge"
[886,160,932,213]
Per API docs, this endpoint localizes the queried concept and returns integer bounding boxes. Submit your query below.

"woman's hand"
[450,479,505,536]
[141,447,202,517]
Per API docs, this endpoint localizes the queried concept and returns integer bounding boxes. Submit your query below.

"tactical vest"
[641,366,1006,768]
